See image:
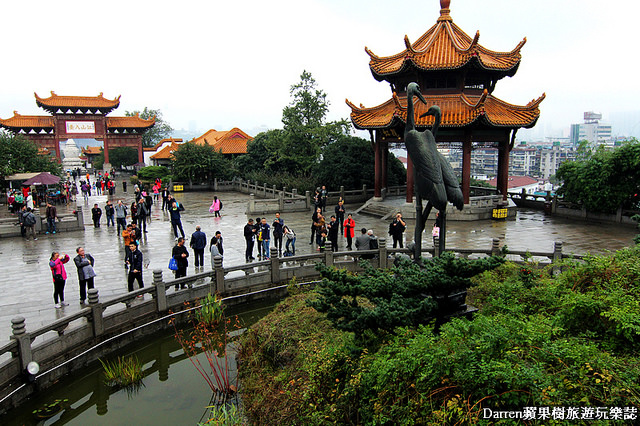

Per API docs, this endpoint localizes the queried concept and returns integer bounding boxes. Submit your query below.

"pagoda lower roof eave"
[347,91,544,131]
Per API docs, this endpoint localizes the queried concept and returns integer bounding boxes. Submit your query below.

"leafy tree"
[125,107,173,148]
[309,254,504,344]
[137,166,171,182]
[234,129,284,175]
[0,132,62,178]
[92,147,139,170]
[556,138,640,213]
[171,141,234,184]
[314,135,405,190]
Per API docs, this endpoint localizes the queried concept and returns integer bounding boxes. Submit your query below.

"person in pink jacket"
[49,251,70,308]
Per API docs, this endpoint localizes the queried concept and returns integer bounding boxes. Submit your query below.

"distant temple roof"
[366,0,525,81]
[150,142,181,160]
[35,91,121,114]
[81,146,102,156]
[347,90,545,130]
[190,128,252,155]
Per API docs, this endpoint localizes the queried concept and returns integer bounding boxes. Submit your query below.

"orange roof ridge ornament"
[509,38,527,55]
[438,0,452,21]
[462,31,480,53]
[392,92,406,110]
[527,93,546,108]
[403,35,418,55]
[345,99,360,110]
[364,46,380,60]
[473,89,489,109]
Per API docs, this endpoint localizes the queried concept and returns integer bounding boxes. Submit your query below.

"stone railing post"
[214,255,225,294]
[292,188,297,198]
[88,288,104,337]
[434,236,441,257]
[270,247,280,284]
[552,241,563,276]
[491,238,500,256]
[362,184,367,198]
[153,269,167,312]
[279,190,284,210]
[324,241,334,267]
[76,206,85,229]
[248,193,255,214]
[378,237,388,269]
[263,182,268,197]
[214,177,218,191]
[340,185,345,201]
[10,316,32,372]
[616,205,623,223]
[305,191,311,209]
[272,184,277,199]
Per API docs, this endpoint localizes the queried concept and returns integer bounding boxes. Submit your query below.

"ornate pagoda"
[347,0,544,203]
[0,92,155,167]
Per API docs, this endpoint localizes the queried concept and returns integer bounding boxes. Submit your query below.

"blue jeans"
[262,240,270,258]
[285,237,296,255]
[106,215,115,227]
[47,217,56,233]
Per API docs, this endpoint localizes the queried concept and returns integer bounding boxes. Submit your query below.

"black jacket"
[126,249,143,272]
[74,253,95,280]
[244,223,255,240]
[172,244,189,268]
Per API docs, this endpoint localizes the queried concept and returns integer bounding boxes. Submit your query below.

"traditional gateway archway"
[0,92,155,168]
[347,0,545,203]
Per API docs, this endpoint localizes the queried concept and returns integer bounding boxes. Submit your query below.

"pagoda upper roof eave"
[106,115,156,130]
[346,91,545,131]
[0,112,55,131]
[370,56,521,83]
[366,9,526,79]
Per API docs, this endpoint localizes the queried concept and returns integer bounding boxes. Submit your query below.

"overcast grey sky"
[2,0,639,140]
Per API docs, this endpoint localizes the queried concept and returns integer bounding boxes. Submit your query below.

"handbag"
[53,273,63,282]
[209,204,215,214]
[82,264,97,279]
[168,257,178,271]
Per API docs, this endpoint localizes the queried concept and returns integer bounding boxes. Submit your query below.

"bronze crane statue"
[404,82,463,263]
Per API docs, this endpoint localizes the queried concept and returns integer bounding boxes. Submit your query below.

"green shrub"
[100,356,144,388]
[136,165,170,182]
[195,293,225,325]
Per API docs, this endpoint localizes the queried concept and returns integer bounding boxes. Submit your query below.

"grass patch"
[100,355,144,389]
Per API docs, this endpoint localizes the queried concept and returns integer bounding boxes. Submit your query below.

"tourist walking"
[272,212,284,256]
[122,224,134,267]
[172,237,189,289]
[190,225,207,269]
[314,213,326,249]
[389,212,406,248]
[115,200,128,233]
[344,213,355,250]
[260,218,271,259]
[214,231,224,255]
[23,207,37,240]
[49,251,70,308]
[170,200,186,240]
[335,200,345,233]
[45,202,58,234]
[327,215,339,252]
[284,225,296,256]
[73,247,96,304]
[244,218,256,262]
[137,198,149,233]
[310,207,321,245]
[210,196,223,217]
[105,201,115,228]
[320,185,328,212]
[210,236,221,268]
[91,203,102,228]
[162,187,170,211]
[125,242,144,292]
[254,217,263,260]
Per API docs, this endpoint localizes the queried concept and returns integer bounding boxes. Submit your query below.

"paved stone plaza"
[0,178,636,344]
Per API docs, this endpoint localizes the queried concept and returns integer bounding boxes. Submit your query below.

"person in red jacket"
[343,213,355,250]
[49,251,70,308]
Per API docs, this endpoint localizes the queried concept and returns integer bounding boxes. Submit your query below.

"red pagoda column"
[381,139,388,193]
[103,137,110,164]
[497,138,510,200]
[374,134,382,198]
[406,156,414,203]
[137,137,144,163]
[461,133,472,204]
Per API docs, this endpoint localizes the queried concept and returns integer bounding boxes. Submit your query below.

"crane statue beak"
[420,105,441,118]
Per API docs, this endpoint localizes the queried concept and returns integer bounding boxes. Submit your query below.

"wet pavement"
[0,177,636,344]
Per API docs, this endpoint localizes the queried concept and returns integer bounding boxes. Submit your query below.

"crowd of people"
[15,177,418,310]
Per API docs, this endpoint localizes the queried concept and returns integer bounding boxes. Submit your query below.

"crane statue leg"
[438,210,446,254]
[414,195,433,265]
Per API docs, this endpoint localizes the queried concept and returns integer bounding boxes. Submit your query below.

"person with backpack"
[190,225,207,270]
[244,218,256,262]
[389,212,406,248]
[211,196,223,217]
[170,200,186,240]
[23,207,38,240]
[136,198,149,233]
[115,200,128,233]
[284,225,296,256]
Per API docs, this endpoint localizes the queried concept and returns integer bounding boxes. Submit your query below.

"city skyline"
[1,0,639,140]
